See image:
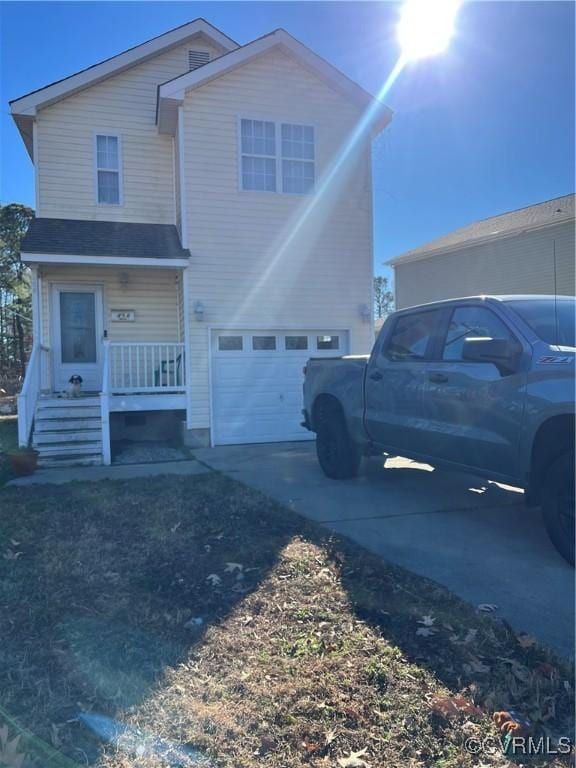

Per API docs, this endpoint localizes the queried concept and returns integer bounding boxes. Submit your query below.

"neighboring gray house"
[388,195,575,309]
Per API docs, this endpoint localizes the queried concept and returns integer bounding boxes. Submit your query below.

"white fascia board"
[10,20,238,116]
[159,30,393,132]
[21,252,189,268]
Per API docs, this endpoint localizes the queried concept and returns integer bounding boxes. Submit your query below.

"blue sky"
[0,1,574,280]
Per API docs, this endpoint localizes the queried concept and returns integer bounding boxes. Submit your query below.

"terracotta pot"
[9,451,39,476]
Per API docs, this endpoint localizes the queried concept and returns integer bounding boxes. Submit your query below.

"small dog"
[66,374,83,398]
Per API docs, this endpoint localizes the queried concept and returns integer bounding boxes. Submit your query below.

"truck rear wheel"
[542,451,575,566]
[316,412,360,479]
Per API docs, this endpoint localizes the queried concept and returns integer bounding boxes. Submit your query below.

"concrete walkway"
[195,441,575,658]
[7,459,210,486]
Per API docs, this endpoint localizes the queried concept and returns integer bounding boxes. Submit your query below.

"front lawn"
[0,473,573,767]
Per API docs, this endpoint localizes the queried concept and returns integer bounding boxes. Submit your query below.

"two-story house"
[10,18,392,466]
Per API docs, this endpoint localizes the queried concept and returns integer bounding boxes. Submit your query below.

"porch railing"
[17,344,50,447]
[107,342,186,393]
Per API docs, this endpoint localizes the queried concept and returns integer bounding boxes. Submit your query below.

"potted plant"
[8,447,39,476]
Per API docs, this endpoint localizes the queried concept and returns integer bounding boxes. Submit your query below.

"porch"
[19,340,189,466]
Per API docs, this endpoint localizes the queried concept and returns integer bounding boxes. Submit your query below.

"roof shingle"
[388,194,575,266]
[21,218,189,261]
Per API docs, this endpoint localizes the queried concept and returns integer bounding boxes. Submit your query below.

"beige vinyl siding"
[181,49,375,429]
[36,39,221,223]
[394,221,576,309]
[40,265,181,347]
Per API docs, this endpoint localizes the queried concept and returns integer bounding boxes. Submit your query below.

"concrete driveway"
[195,441,574,658]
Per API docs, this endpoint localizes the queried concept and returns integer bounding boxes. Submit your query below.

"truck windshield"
[506,298,575,347]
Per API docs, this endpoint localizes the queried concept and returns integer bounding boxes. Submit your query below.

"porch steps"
[32,397,103,467]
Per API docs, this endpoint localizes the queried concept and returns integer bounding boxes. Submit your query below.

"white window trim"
[93,131,123,206]
[237,116,316,196]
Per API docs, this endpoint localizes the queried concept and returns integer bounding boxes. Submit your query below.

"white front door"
[211,329,349,445]
[51,284,104,392]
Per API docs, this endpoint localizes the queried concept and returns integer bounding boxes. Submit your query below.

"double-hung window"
[240,119,277,192]
[281,123,315,193]
[95,134,121,204]
[239,119,315,194]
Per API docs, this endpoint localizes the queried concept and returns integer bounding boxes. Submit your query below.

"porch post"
[100,339,112,466]
[31,266,40,344]
[181,266,193,429]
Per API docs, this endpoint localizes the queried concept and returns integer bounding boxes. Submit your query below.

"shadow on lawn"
[0,471,573,767]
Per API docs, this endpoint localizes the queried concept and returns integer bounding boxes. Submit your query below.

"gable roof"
[21,218,190,263]
[387,194,576,267]
[10,18,239,156]
[157,28,393,136]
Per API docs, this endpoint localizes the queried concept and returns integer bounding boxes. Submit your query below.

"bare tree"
[373,275,394,319]
[0,203,34,386]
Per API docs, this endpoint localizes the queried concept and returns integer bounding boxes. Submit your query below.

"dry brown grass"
[0,473,573,768]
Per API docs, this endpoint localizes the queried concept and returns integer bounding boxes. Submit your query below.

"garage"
[211,329,348,445]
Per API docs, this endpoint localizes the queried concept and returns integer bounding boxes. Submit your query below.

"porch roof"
[21,218,190,265]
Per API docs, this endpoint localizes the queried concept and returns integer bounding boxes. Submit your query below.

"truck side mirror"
[462,337,520,375]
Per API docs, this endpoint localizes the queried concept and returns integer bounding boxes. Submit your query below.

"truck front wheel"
[316,413,360,479]
[542,451,575,566]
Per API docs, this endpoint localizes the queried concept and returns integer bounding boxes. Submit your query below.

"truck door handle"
[369,371,383,381]
[428,372,448,383]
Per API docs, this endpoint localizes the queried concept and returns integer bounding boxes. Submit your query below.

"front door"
[51,285,104,392]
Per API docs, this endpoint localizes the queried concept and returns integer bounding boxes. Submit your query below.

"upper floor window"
[281,123,315,194]
[239,118,315,194]
[240,119,277,192]
[95,134,121,204]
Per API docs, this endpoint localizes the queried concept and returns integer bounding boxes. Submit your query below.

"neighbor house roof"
[21,218,190,264]
[387,194,575,267]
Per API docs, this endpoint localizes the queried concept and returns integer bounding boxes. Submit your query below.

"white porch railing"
[17,344,50,447]
[107,343,186,393]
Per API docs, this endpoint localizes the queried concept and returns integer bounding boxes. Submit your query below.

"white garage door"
[211,330,348,445]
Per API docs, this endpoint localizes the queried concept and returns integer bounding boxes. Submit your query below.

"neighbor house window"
[95,134,121,204]
[239,119,315,194]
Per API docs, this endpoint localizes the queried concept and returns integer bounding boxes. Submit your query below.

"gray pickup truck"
[303,295,575,564]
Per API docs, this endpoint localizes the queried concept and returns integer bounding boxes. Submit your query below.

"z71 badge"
[538,355,573,364]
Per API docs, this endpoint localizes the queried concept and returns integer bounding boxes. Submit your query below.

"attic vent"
[188,50,210,71]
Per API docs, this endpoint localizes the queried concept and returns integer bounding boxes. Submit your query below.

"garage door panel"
[211,329,348,445]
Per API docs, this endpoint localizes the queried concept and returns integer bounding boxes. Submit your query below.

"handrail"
[100,339,111,466]
[17,344,41,447]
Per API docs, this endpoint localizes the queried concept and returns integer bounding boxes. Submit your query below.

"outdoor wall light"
[359,303,371,323]
[194,301,205,321]
[119,271,130,290]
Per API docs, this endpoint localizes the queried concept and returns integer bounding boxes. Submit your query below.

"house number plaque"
[111,310,135,322]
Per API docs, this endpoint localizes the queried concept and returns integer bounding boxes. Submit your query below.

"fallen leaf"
[516,634,538,649]
[431,695,483,719]
[477,603,498,612]
[3,550,22,561]
[463,658,490,674]
[337,748,370,767]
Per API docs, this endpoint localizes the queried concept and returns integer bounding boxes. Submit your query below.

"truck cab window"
[383,310,441,362]
[443,306,514,361]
